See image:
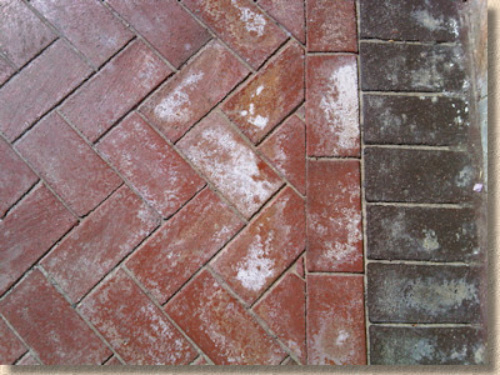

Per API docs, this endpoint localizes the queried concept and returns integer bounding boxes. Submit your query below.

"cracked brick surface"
[0,0,487,366]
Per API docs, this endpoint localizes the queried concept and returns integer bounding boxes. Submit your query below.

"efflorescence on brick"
[0,0,486,366]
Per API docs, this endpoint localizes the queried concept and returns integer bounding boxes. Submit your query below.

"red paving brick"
[222,42,304,144]
[0,270,111,365]
[307,160,363,272]
[183,0,287,69]
[0,138,38,217]
[97,112,205,217]
[41,186,160,303]
[165,270,286,365]
[140,41,249,142]
[212,187,305,304]
[80,269,196,365]
[106,0,210,68]
[307,274,366,365]
[127,188,244,304]
[16,112,122,216]
[60,40,172,142]
[0,0,485,366]
[178,111,283,218]
[0,185,76,295]
[0,40,92,141]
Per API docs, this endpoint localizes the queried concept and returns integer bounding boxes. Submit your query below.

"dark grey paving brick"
[367,263,481,323]
[360,0,462,42]
[360,43,467,92]
[370,326,486,365]
[367,205,479,262]
[364,148,477,204]
[363,95,469,146]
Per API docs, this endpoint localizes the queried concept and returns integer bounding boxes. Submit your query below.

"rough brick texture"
[259,0,305,44]
[0,318,26,364]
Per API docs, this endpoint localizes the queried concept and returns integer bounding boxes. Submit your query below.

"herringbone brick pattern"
[0,0,486,366]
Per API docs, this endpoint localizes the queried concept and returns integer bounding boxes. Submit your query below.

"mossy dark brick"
[364,148,477,203]
[360,0,463,42]
[360,43,466,92]
[367,263,481,323]
[367,205,479,262]
[363,95,470,146]
[370,326,486,365]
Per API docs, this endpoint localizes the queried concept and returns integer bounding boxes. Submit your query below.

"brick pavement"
[0,0,487,366]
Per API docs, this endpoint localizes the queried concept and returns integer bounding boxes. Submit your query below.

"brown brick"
[363,95,469,146]
[106,0,210,68]
[0,270,111,365]
[364,148,478,203]
[126,188,244,304]
[42,186,160,302]
[140,41,249,142]
[259,0,305,43]
[0,185,76,295]
[367,205,480,262]
[367,263,481,323]
[165,270,286,365]
[212,187,305,304]
[0,318,26,364]
[183,0,287,69]
[16,112,122,216]
[31,0,133,66]
[360,43,467,92]
[370,326,486,365]
[97,113,205,217]
[60,40,172,142]
[80,269,197,365]
[0,138,38,217]
[0,40,92,141]
[222,42,304,144]
[307,274,366,365]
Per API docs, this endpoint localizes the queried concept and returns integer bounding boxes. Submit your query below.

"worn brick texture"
[0,0,486,366]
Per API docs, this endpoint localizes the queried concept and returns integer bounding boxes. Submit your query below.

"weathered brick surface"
[370,326,486,365]
[367,264,481,323]
[222,42,304,144]
[42,186,160,303]
[16,353,40,366]
[254,273,306,363]
[306,55,360,156]
[80,269,196,365]
[360,43,466,92]
[307,0,357,52]
[106,0,210,68]
[0,0,56,68]
[0,318,26,364]
[307,160,363,272]
[103,356,122,366]
[31,0,133,67]
[259,0,305,44]
[259,115,305,194]
[212,187,305,304]
[97,113,205,217]
[367,205,479,262]
[191,356,209,365]
[0,270,111,365]
[126,188,243,304]
[0,185,76,295]
[364,148,477,203]
[0,57,15,85]
[165,270,286,365]
[0,40,92,141]
[0,138,38,217]
[307,274,366,365]
[60,40,171,142]
[16,112,122,216]
[360,0,462,42]
[363,95,470,146]
[183,0,287,69]
[178,112,283,218]
[140,41,249,142]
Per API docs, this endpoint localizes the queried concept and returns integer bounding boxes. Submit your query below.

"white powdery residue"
[422,229,440,251]
[236,234,275,291]
[324,207,362,264]
[336,330,350,346]
[455,165,474,188]
[319,64,359,151]
[238,6,267,37]
[255,85,264,96]
[154,71,204,123]
[412,9,446,32]
[249,114,269,129]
